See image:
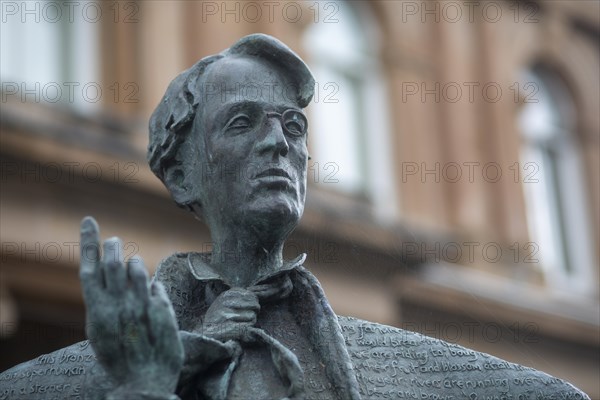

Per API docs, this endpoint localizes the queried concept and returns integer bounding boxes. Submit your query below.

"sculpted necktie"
[185,254,305,400]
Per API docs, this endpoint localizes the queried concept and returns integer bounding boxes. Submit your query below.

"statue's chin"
[198,191,304,241]
[244,198,302,238]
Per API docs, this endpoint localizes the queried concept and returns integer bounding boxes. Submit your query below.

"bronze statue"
[0,34,589,400]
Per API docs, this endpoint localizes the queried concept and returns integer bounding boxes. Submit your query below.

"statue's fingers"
[148,282,182,360]
[227,310,258,324]
[79,217,103,297]
[149,281,178,332]
[149,281,174,309]
[103,237,126,294]
[221,288,258,303]
[226,290,260,312]
[127,256,149,302]
[238,295,261,312]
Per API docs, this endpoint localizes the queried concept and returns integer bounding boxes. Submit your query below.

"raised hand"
[79,216,183,398]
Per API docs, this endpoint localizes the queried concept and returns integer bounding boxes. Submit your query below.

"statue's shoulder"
[337,316,589,399]
[154,252,194,282]
[0,340,113,400]
[153,252,209,330]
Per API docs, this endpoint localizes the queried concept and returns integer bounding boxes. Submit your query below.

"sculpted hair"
[147,34,315,195]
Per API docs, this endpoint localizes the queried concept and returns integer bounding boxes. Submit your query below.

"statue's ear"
[163,164,192,206]
[163,162,204,219]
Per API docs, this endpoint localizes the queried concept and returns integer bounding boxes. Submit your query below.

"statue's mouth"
[255,168,292,181]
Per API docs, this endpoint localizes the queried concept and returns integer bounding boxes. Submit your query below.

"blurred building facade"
[1,0,599,396]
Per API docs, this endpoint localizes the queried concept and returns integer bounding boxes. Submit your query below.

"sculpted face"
[190,56,309,235]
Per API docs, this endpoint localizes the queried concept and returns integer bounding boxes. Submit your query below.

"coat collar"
[186,252,307,287]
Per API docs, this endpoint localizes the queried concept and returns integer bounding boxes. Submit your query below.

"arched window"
[518,65,595,296]
[0,2,99,113]
[302,1,397,221]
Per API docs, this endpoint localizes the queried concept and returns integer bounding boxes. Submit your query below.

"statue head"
[148,34,315,239]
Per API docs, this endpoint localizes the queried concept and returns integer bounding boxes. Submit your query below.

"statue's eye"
[285,120,303,135]
[225,114,251,132]
[282,110,308,136]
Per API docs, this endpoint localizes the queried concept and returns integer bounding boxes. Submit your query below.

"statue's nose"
[258,117,289,157]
